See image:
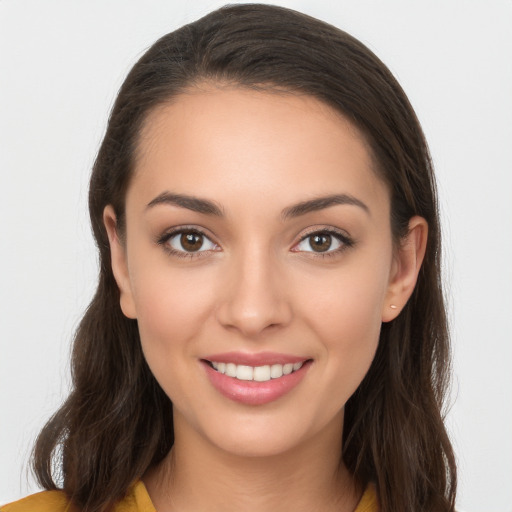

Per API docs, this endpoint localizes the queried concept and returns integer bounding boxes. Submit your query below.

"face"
[106,86,422,458]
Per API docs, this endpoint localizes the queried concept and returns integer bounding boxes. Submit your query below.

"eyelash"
[293,228,355,259]
[156,226,354,259]
[156,227,218,259]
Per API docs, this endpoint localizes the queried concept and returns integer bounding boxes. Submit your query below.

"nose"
[215,246,293,338]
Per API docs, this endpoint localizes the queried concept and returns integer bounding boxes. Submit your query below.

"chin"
[212,430,308,459]
[192,406,343,460]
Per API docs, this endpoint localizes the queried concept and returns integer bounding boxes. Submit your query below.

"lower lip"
[202,361,311,406]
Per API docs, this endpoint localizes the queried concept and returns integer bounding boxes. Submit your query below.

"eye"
[293,229,353,254]
[159,229,218,256]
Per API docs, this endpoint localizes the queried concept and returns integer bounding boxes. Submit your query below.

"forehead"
[128,86,389,217]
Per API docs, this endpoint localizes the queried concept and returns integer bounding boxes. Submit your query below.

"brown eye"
[165,230,217,254]
[309,234,332,252]
[180,232,203,252]
[294,230,348,255]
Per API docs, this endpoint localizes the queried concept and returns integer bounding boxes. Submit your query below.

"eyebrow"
[146,192,224,216]
[146,191,369,219]
[281,194,370,219]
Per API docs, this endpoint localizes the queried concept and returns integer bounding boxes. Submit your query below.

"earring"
[390,304,398,309]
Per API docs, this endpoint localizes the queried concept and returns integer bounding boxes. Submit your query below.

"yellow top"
[2,480,378,511]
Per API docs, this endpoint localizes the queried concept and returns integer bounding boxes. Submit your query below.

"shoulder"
[1,490,78,512]
[1,482,155,512]
[354,483,379,512]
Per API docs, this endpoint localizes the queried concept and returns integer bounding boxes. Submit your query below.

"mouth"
[201,353,313,405]
[204,360,307,382]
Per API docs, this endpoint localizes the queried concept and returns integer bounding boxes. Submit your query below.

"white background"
[1,1,511,510]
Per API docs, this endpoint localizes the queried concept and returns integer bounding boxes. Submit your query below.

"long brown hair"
[32,4,456,511]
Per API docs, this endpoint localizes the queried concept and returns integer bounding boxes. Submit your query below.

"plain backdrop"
[1,1,511,510]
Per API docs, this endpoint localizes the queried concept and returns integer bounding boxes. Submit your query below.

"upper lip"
[202,351,310,366]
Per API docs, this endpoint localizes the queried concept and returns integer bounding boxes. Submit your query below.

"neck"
[144,412,360,512]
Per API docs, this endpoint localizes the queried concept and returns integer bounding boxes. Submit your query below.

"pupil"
[181,232,203,252]
[310,234,331,252]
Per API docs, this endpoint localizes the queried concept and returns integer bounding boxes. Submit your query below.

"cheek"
[132,266,216,349]
[296,258,389,395]
[303,257,388,338]
[130,266,219,415]
[315,285,381,376]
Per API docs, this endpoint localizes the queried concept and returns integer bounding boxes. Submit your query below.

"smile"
[202,354,312,405]
[209,361,305,382]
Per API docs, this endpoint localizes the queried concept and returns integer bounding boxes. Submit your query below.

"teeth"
[270,364,283,379]
[210,361,305,382]
[225,363,237,377]
[253,365,271,382]
[236,365,253,381]
[283,363,293,375]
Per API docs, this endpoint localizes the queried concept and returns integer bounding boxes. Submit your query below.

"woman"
[3,4,456,512]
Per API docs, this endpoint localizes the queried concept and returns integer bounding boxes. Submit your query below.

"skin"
[104,85,427,512]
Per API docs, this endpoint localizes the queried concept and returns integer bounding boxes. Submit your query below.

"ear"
[382,216,428,322]
[103,205,137,319]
